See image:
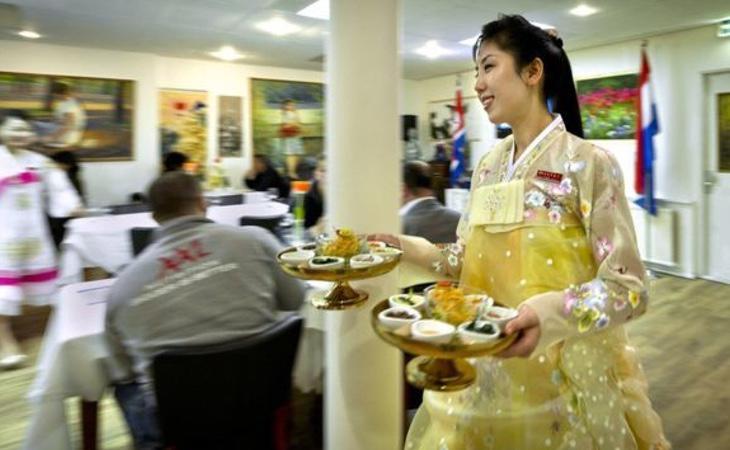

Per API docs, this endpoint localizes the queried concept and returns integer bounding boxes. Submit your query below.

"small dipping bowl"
[457,320,500,343]
[378,306,422,331]
[410,319,455,344]
[480,306,519,328]
[349,253,384,269]
[308,256,345,270]
[388,293,426,310]
[280,250,315,266]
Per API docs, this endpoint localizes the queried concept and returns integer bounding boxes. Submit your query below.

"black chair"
[109,203,151,215]
[239,216,283,233]
[152,315,304,450]
[130,227,155,256]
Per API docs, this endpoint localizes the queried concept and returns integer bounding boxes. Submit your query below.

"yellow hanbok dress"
[401,116,669,450]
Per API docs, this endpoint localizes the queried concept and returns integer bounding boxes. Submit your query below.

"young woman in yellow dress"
[383,15,670,450]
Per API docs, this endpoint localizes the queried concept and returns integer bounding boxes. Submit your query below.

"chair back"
[152,315,303,450]
[239,215,282,233]
[130,227,155,256]
[109,203,151,215]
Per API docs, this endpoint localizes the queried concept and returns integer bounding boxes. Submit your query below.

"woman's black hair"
[472,14,583,138]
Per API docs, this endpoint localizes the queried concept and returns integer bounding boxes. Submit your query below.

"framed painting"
[159,89,208,172]
[218,95,243,158]
[719,93,730,173]
[577,73,639,139]
[0,71,134,161]
[250,78,324,178]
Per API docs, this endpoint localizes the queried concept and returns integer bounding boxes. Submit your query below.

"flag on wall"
[634,46,659,215]
[450,78,466,186]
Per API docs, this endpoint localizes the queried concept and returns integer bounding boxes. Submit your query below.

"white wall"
[412,24,730,278]
[0,40,324,207]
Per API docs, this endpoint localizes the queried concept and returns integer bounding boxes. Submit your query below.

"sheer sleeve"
[523,148,648,355]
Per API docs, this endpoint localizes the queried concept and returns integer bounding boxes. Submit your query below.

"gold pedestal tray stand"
[277,247,401,310]
[371,299,516,391]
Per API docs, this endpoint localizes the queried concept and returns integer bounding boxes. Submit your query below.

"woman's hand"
[497,305,541,358]
[367,233,401,249]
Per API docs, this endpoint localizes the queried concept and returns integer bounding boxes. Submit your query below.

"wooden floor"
[1,276,729,449]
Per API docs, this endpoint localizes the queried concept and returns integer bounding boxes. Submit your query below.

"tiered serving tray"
[276,245,401,310]
[370,284,517,391]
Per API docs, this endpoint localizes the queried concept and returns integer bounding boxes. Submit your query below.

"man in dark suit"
[400,161,461,243]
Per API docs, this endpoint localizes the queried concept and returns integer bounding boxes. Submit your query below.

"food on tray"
[370,246,403,257]
[388,294,425,309]
[464,321,497,335]
[378,306,421,330]
[385,309,418,320]
[457,320,500,343]
[319,228,363,258]
[410,319,455,344]
[426,282,483,326]
[480,306,518,327]
[280,250,315,265]
[367,240,387,250]
[349,253,384,269]
[308,256,345,270]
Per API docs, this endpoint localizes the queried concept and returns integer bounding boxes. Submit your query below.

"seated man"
[105,172,307,449]
[400,161,460,243]
[244,154,290,199]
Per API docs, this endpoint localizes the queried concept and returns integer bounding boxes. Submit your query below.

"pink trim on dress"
[0,268,58,286]
[0,170,41,195]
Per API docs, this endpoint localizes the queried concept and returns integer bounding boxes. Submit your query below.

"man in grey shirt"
[105,172,307,449]
[400,161,461,243]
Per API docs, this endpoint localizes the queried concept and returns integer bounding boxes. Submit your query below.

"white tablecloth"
[24,278,325,450]
[59,202,290,284]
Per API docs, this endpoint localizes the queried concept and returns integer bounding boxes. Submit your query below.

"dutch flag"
[450,80,466,186]
[634,47,659,215]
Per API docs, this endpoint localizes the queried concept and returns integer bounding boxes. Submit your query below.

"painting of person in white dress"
[42,81,87,148]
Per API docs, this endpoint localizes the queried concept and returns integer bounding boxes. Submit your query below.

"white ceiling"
[1,0,728,79]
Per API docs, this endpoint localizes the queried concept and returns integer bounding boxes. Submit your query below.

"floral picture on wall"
[159,89,208,173]
[0,71,134,161]
[577,73,638,139]
[250,78,324,178]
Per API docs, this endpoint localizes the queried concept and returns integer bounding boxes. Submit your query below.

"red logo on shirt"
[157,239,211,279]
[536,170,563,183]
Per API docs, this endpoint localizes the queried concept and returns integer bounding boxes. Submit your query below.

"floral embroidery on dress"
[564,160,586,173]
[525,189,547,208]
[548,208,562,224]
[595,237,613,261]
[580,200,592,218]
[563,279,610,333]
[628,290,642,309]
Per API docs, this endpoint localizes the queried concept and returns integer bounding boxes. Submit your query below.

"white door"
[704,72,730,283]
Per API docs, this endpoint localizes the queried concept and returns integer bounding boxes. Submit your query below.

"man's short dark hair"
[403,161,432,191]
[162,151,189,172]
[148,172,202,221]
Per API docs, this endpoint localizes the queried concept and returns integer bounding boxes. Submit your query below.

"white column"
[325,0,403,449]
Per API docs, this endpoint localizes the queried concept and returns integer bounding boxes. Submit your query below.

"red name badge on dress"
[536,170,563,183]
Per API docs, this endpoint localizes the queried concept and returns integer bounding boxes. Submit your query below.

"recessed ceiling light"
[297,0,329,21]
[415,40,452,59]
[459,21,555,46]
[18,30,41,39]
[209,46,244,62]
[256,17,302,36]
[570,4,598,17]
